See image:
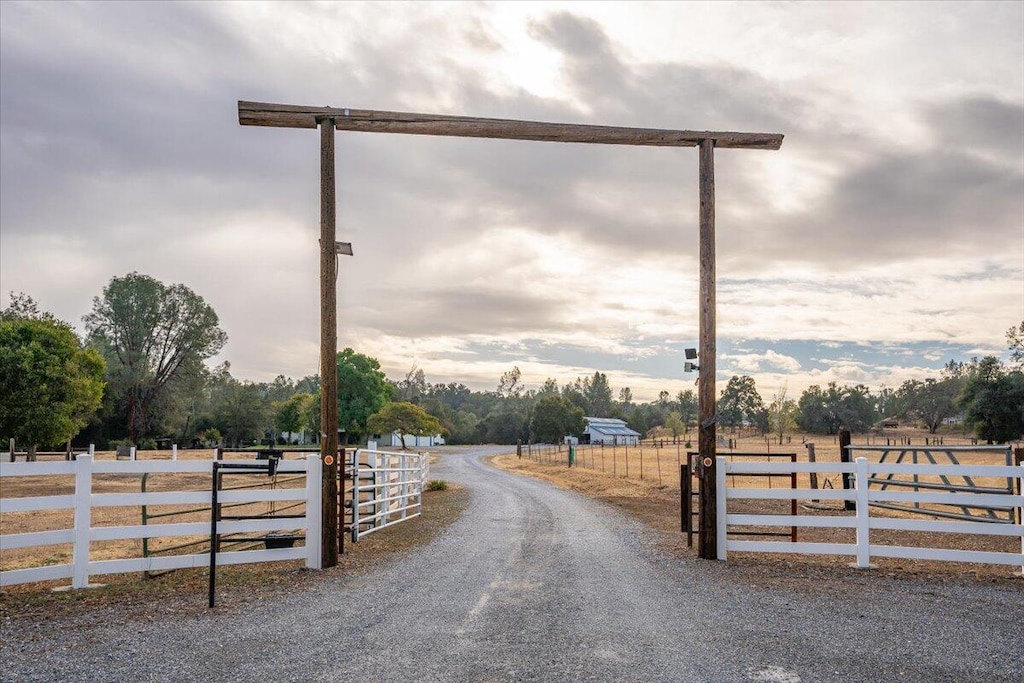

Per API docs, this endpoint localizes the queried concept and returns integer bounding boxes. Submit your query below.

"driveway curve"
[3,446,1021,682]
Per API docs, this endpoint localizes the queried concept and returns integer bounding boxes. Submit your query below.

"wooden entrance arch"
[237,100,784,564]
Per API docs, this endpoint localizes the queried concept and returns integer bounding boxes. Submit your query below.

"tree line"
[2,274,1022,457]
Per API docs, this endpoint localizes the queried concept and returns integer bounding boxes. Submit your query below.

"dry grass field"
[495,428,1023,582]
[0,449,309,575]
[0,446,468,614]
[525,427,1016,490]
[3,434,1020,602]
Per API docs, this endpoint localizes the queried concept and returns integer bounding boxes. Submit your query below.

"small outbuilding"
[373,432,445,449]
[583,417,641,446]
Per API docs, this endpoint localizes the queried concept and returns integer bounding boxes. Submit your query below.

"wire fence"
[519,431,1019,493]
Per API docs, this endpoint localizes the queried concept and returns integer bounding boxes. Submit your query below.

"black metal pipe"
[208,463,220,608]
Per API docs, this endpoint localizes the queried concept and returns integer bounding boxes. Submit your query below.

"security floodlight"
[684,361,699,373]
[335,241,353,255]
[685,347,698,360]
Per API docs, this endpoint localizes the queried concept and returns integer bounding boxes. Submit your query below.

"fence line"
[0,454,322,588]
[716,456,1024,571]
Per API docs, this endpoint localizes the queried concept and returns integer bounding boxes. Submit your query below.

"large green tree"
[718,375,766,431]
[796,382,875,434]
[202,364,269,448]
[275,392,314,443]
[895,377,962,433]
[586,371,614,417]
[84,272,226,443]
[336,348,393,443]
[958,356,1024,443]
[0,311,106,459]
[481,400,531,444]
[676,389,698,434]
[367,401,443,449]
[529,394,585,444]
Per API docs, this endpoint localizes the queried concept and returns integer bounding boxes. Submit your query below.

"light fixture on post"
[684,347,699,372]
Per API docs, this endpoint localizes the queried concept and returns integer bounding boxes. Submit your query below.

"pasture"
[500,428,1023,580]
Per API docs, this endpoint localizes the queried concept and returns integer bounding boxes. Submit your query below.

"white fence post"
[305,454,322,569]
[129,446,136,461]
[1018,463,1024,576]
[400,452,408,520]
[352,449,361,542]
[376,450,385,525]
[88,443,95,457]
[72,454,93,588]
[172,444,178,461]
[854,457,872,568]
[716,456,728,561]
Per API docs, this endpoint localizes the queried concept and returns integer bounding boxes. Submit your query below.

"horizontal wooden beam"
[238,101,783,150]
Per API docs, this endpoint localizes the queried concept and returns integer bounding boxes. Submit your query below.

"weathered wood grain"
[319,118,339,568]
[238,101,784,150]
[698,138,718,560]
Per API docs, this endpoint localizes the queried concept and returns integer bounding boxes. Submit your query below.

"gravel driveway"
[3,446,1021,682]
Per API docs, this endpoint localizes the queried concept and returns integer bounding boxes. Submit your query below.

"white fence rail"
[715,456,1024,570]
[351,448,429,542]
[0,454,322,588]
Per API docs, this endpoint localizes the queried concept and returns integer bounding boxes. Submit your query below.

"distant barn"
[583,417,641,446]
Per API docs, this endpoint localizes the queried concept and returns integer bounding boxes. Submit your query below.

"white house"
[583,417,641,446]
[373,432,446,449]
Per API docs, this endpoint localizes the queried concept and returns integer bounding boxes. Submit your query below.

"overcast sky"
[2,1,1022,401]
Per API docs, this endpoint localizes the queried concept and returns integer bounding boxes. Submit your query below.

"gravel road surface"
[3,446,1022,682]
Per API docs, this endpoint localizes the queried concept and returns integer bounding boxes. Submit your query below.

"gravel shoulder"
[2,446,1021,683]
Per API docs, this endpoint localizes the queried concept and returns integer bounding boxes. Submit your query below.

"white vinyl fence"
[0,454,322,588]
[350,448,429,542]
[716,456,1024,570]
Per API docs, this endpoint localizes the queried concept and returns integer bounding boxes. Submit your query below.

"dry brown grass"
[0,449,470,614]
[493,433,1023,584]
[1,449,308,573]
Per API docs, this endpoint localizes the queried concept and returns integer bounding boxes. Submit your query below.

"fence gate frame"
[237,101,784,562]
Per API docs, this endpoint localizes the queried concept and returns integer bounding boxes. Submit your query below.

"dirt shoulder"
[0,485,471,622]
[489,453,1024,587]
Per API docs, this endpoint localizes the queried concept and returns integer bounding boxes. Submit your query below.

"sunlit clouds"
[1,2,1021,402]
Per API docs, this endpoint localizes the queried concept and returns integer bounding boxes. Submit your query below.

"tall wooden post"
[697,138,718,560]
[319,118,339,568]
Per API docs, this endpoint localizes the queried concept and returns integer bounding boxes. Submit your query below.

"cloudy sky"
[2,1,1022,401]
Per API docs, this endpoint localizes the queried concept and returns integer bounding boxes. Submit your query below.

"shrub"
[426,479,448,491]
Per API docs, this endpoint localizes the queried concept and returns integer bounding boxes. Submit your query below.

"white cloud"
[723,350,803,374]
[1,2,1020,402]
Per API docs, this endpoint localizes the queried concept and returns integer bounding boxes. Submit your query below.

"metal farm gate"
[349,448,429,542]
[846,444,1020,523]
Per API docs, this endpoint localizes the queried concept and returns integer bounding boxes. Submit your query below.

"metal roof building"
[583,417,641,446]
